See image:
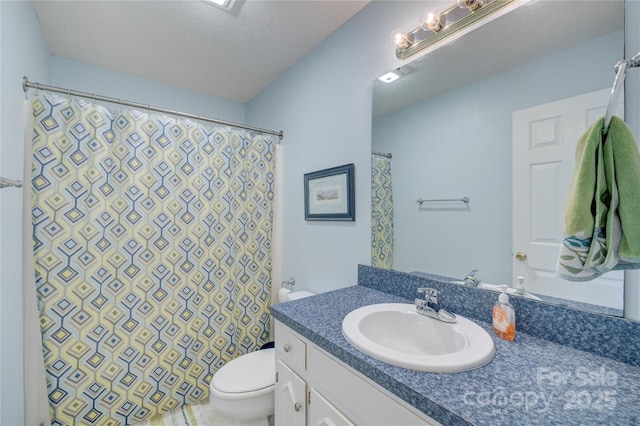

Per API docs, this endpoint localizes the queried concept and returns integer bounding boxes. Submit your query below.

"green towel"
[558,116,640,281]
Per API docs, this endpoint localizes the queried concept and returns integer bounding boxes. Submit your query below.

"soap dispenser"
[493,285,516,341]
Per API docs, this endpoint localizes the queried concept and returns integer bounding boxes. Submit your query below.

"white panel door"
[275,360,306,426]
[512,89,623,309]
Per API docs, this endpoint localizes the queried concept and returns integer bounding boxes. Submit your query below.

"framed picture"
[304,163,355,221]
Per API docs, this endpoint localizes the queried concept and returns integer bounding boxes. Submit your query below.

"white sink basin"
[342,303,495,373]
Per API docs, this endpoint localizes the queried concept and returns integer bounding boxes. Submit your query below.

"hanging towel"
[557,116,640,281]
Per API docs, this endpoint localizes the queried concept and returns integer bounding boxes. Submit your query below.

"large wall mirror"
[371,0,626,315]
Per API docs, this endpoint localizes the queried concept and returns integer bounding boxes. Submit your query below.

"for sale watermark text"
[461,365,618,413]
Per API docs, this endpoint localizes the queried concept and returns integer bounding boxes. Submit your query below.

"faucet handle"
[464,269,481,287]
[417,287,440,303]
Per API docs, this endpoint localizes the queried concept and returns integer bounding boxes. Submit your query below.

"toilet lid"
[212,348,275,393]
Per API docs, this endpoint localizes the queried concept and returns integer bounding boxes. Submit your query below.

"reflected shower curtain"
[30,92,275,424]
[371,155,394,269]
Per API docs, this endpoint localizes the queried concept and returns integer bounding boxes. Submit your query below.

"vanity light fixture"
[393,0,517,60]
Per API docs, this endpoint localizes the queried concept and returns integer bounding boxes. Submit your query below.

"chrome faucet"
[463,269,481,287]
[414,288,457,323]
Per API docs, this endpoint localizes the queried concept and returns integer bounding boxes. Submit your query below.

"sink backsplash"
[358,265,640,367]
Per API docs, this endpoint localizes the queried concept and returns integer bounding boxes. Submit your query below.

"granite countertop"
[271,285,640,426]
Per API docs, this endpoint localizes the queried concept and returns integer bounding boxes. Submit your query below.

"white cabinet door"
[512,88,623,309]
[275,359,306,426]
[308,388,354,426]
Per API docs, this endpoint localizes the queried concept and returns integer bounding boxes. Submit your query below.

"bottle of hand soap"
[493,285,516,341]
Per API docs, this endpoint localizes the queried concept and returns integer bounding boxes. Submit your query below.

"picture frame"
[304,163,355,221]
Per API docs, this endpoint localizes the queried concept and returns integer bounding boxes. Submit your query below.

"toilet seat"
[210,348,275,399]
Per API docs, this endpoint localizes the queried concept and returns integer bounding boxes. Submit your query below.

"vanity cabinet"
[274,321,438,426]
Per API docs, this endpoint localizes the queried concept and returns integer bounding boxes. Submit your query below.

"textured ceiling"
[32,0,370,103]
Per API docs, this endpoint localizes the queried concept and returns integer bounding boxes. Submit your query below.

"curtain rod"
[22,76,283,140]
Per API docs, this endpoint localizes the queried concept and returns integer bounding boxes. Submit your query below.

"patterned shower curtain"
[30,92,275,425]
[371,154,394,269]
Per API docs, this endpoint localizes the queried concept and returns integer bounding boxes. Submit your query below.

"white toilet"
[208,288,314,426]
[209,348,275,426]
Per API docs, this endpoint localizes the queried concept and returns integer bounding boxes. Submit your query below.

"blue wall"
[372,30,623,283]
[0,9,246,423]
[246,1,426,293]
[246,0,634,296]
[0,2,51,424]
[51,56,245,123]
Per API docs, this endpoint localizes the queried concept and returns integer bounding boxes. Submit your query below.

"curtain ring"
[67,88,72,102]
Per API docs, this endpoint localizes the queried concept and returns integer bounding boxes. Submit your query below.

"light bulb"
[390,29,403,45]
[420,8,445,32]
[457,0,484,11]
[390,28,412,50]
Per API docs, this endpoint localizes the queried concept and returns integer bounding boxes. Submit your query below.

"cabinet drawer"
[308,345,438,425]
[275,322,306,371]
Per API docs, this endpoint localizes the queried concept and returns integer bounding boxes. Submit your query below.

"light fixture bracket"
[396,0,517,60]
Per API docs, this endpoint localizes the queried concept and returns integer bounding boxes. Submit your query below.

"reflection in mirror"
[371,1,626,315]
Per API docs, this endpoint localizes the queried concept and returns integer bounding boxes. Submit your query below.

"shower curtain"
[29,92,275,424]
[371,155,394,269]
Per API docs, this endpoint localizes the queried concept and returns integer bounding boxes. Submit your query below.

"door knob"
[294,402,302,412]
[515,252,527,261]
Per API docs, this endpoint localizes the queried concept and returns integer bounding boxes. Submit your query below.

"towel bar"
[604,51,640,132]
[417,197,469,205]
